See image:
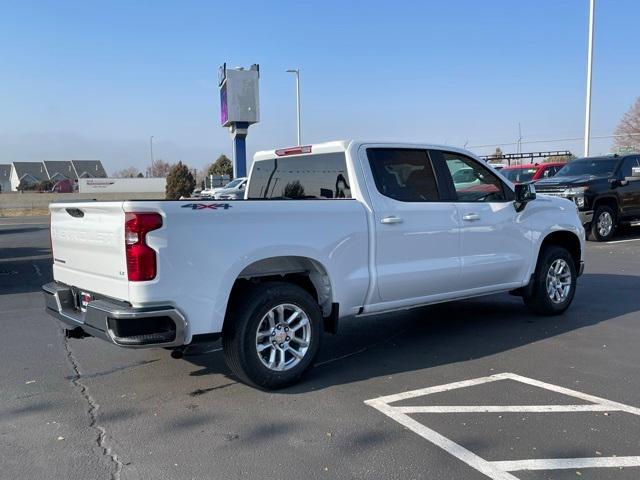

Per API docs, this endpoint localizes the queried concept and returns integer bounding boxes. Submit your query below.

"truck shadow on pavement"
[184,272,639,393]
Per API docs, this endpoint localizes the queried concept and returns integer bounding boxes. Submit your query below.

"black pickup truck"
[535,154,640,241]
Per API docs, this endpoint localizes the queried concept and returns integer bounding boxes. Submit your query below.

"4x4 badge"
[181,203,232,210]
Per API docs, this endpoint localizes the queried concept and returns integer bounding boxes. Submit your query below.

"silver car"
[214,177,247,200]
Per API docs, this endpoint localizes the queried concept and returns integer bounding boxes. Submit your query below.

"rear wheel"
[589,205,616,242]
[222,282,323,389]
[523,245,577,315]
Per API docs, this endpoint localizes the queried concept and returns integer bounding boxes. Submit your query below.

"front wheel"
[523,245,577,316]
[589,205,616,242]
[222,282,323,389]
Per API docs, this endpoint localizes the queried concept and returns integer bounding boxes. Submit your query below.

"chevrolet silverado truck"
[43,141,585,389]
[535,154,640,241]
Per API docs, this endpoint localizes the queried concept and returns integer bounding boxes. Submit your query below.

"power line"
[469,132,640,150]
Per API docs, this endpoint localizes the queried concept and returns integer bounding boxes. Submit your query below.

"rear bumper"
[43,282,187,348]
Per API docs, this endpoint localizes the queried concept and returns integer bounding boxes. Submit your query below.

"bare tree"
[614,97,640,153]
[146,159,173,178]
[488,147,504,160]
[112,167,140,178]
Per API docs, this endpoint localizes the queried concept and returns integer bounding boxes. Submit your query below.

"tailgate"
[50,202,129,300]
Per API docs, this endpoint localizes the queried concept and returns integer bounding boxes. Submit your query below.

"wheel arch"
[223,255,335,333]
[537,230,582,273]
[592,196,619,216]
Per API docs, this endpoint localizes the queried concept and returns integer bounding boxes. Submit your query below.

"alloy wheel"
[255,303,311,371]
[545,259,572,304]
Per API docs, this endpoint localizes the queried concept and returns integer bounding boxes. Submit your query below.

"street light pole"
[583,0,595,157]
[149,136,155,177]
[286,69,301,145]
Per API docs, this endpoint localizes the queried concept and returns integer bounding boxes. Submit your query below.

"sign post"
[219,64,260,178]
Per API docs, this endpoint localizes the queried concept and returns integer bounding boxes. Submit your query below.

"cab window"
[437,151,510,202]
[619,156,640,179]
[247,153,351,199]
[367,148,440,202]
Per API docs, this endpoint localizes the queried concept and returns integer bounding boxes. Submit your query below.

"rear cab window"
[366,148,442,202]
[247,152,351,199]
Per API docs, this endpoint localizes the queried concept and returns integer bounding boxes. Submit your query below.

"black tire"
[589,205,616,242]
[222,281,323,389]
[523,245,577,316]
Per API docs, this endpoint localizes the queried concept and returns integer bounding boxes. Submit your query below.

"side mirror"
[514,183,536,212]
[611,178,629,187]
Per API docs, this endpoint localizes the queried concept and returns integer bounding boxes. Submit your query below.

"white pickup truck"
[44,141,585,389]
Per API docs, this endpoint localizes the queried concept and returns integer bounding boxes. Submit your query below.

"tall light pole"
[583,0,595,157]
[286,69,301,145]
[149,135,155,177]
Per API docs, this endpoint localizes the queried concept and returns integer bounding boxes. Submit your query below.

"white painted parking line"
[393,404,613,413]
[492,456,640,472]
[365,372,640,479]
[606,238,640,244]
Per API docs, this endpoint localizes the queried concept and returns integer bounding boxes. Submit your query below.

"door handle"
[380,215,403,225]
[462,213,480,221]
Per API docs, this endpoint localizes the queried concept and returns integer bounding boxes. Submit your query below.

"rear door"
[432,150,531,291]
[361,147,460,306]
[50,202,129,300]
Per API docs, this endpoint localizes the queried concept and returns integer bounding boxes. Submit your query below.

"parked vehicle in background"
[501,163,566,184]
[43,140,585,389]
[487,162,508,170]
[535,154,640,241]
[214,177,247,200]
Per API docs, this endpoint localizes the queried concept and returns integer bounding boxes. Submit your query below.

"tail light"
[125,212,163,281]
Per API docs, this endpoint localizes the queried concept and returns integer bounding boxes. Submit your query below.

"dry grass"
[0,208,50,217]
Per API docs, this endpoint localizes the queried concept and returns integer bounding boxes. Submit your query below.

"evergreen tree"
[165,161,196,199]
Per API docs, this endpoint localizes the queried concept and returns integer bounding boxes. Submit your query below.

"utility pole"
[584,0,595,157]
[149,136,155,177]
[286,69,302,145]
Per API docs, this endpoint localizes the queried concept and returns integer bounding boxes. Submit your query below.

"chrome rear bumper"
[43,282,187,348]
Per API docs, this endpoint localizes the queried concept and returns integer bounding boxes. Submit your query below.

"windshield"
[224,178,244,188]
[502,168,537,183]
[556,158,618,177]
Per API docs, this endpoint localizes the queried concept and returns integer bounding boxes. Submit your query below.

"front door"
[362,147,460,306]
[433,149,531,292]
[617,156,640,219]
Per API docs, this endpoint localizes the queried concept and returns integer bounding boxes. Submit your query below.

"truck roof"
[253,140,478,162]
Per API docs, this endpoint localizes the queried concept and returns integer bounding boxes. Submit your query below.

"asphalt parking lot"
[2,216,640,480]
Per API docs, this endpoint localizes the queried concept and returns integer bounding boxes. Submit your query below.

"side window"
[247,153,351,199]
[441,151,508,202]
[620,157,640,179]
[367,148,440,202]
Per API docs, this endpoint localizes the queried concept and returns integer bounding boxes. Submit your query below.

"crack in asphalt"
[62,332,124,480]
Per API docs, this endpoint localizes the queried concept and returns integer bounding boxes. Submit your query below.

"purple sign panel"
[220,83,228,125]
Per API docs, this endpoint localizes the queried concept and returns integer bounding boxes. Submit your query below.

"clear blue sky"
[1,0,639,174]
